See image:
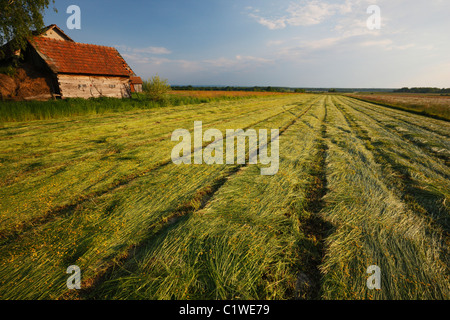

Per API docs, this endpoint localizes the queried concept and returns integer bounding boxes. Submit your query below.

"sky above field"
[43,0,450,88]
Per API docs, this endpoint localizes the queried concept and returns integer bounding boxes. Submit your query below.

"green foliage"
[0,0,56,58]
[0,93,255,122]
[0,65,16,77]
[142,74,171,103]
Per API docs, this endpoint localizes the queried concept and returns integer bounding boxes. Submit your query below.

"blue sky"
[44,0,450,88]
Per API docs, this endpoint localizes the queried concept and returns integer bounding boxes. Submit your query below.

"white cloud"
[204,55,273,70]
[121,48,273,79]
[262,0,421,61]
[133,47,172,55]
[272,36,344,61]
[121,53,150,64]
[307,37,342,50]
[360,39,393,47]
[115,45,172,55]
[236,55,272,63]
[285,1,337,27]
[248,13,286,30]
[360,39,417,52]
[248,0,361,29]
[116,0,450,87]
[266,40,285,47]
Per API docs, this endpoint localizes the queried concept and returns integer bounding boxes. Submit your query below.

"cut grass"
[0,95,318,299]
[87,97,328,300]
[0,94,448,300]
[334,96,449,231]
[346,94,450,121]
[319,96,449,300]
[337,97,450,166]
[0,95,317,239]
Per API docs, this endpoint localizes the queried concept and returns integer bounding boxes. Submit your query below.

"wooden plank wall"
[57,74,130,99]
[41,29,68,41]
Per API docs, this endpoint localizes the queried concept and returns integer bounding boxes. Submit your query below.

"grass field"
[0,94,448,300]
[347,93,450,121]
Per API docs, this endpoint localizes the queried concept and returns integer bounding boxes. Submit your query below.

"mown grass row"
[346,95,450,122]
[334,96,449,233]
[1,94,448,300]
[345,96,450,139]
[343,97,450,167]
[0,95,317,239]
[0,96,319,299]
[318,96,449,299]
[84,97,328,300]
[345,96,450,146]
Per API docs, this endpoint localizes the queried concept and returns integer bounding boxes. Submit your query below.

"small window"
[109,84,116,88]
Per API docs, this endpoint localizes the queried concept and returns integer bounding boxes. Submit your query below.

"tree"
[0,0,56,58]
[142,74,171,102]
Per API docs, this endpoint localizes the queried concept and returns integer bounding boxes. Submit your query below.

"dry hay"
[0,62,53,100]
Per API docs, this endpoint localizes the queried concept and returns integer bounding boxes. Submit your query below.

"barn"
[130,76,144,93]
[1,24,143,99]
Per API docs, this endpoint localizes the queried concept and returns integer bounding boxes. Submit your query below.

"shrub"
[142,74,171,103]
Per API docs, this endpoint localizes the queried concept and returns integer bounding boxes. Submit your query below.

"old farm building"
[1,25,142,99]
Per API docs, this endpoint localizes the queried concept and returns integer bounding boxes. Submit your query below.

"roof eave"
[56,72,131,78]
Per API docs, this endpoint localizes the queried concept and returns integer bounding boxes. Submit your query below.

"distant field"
[0,94,448,300]
[170,90,294,98]
[347,93,450,121]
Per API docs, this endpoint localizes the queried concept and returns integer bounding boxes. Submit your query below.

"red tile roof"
[130,76,143,84]
[30,37,133,77]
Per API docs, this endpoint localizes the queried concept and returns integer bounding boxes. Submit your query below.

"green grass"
[319,96,449,299]
[0,94,448,300]
[88,97,328,300]
[0,95,314,238]
[0,94,255,123]
[0,94,317,299]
